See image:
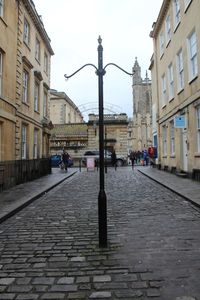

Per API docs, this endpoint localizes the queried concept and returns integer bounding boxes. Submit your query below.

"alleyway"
[0,168,200,299]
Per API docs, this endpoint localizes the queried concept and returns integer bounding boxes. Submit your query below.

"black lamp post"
[64,36,133,248]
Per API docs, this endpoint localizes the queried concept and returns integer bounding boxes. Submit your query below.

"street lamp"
[64,36,134,248]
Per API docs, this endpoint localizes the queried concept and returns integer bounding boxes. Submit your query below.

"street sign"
[174,116,186,128]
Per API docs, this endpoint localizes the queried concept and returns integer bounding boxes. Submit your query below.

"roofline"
[22,0,54,55]
[150,0,170,38]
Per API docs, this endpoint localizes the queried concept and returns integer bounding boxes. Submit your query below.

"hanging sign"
[174,116,186,128]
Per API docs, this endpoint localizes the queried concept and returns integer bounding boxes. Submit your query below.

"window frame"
[170,121,175,155]
[165,15,171,45]
[35,37,41,62]
[22,124,27,159]
[0,51,2,96]
[33,128,38,159]
[162,125,167,156]
[161,73,167,107]
[168,63,174,100]
[184,0,192,11]
[0,0,4,18]
[173,0,181,30]
[43,89,48,117]
[159,31,165,57]
[197,106,200,152]
[44,52,48,74]
[176,49,184,92]
[22,69,29,104]
[187,30,198,82]
[34,80,40,112]
[23,18,30,46]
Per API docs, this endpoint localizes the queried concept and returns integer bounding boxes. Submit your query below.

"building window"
[184,0,192,10]
[23,18,30,45]
[44,52,48,74]
[0,0,4,18]
[35,38,40,62]
[165,15,171,44]
[33,129,38,159]
[170,121,175,155]
[159,31,165,56]
[34,81,40,112]
[176,49,184,91]
[187,31,198,81]
[22,125,27,159]
[161,73,167,106]
[197,106,200,152]
[168,63,174,100]
[0,51,2,96]
[43,90,48,117]
[173,0,181,29]
[22,70,29,103]
[162,125,167,156]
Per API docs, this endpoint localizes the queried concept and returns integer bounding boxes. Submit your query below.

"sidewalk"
[0,168,78,223]
[137,166,200,207]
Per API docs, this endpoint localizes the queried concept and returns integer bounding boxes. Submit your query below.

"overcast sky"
[34,0,163,120]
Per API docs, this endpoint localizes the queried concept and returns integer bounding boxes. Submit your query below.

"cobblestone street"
[0,167,200,299]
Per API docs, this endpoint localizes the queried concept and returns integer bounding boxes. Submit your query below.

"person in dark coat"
[62,150,70,171]
[111,150,117,170]
[129,151,136,170]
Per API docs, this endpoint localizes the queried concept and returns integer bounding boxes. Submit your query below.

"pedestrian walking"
[129,150,135,170]
[111,149,117,170]
[62,150,70,171]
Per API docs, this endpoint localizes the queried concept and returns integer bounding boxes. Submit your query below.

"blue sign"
[174,116,186,128]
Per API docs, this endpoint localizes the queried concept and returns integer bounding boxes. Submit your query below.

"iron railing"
[0,158,51,192]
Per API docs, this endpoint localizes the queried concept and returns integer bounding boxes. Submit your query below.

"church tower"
[132,58,152,151]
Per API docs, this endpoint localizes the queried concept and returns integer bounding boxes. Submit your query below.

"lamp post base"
[98,189,107,247]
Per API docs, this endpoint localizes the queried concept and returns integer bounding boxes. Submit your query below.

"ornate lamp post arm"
[64,63,98,79]
[104,63,134,76]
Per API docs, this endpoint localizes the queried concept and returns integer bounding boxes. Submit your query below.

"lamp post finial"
[98,35,102,45]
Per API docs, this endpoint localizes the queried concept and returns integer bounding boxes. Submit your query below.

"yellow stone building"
[150,0,200,178]
[0,0,54,189]
[50,90,83,124]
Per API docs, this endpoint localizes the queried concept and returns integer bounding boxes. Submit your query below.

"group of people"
[129,147,156,169]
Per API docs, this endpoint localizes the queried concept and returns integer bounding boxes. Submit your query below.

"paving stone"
[93,275,111,282]
[70,256,86,262]
[50,284,78,292]
[176,297,196,300]
[57,277,74,284]
[67,292,87,299]
[32,277,55,285]
[0,294,16,300]
[41,293,65,299]
[76,276,90,283]
[16,294,39,300]
[0,278,15,285]
[89,291,112,298]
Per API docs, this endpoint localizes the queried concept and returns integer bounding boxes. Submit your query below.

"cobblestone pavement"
[0,168,200,300]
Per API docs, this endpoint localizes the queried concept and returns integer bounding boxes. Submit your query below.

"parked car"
[51,154,74,168]
[82,150,127,167]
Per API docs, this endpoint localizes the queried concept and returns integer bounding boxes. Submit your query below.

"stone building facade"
[49,113,129,165]
[0,0,54,162]
[150,0,200,177]
[87,114,128,157]
[0,0,54,190]
[132,58,152,152]
[50,90,83,124]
